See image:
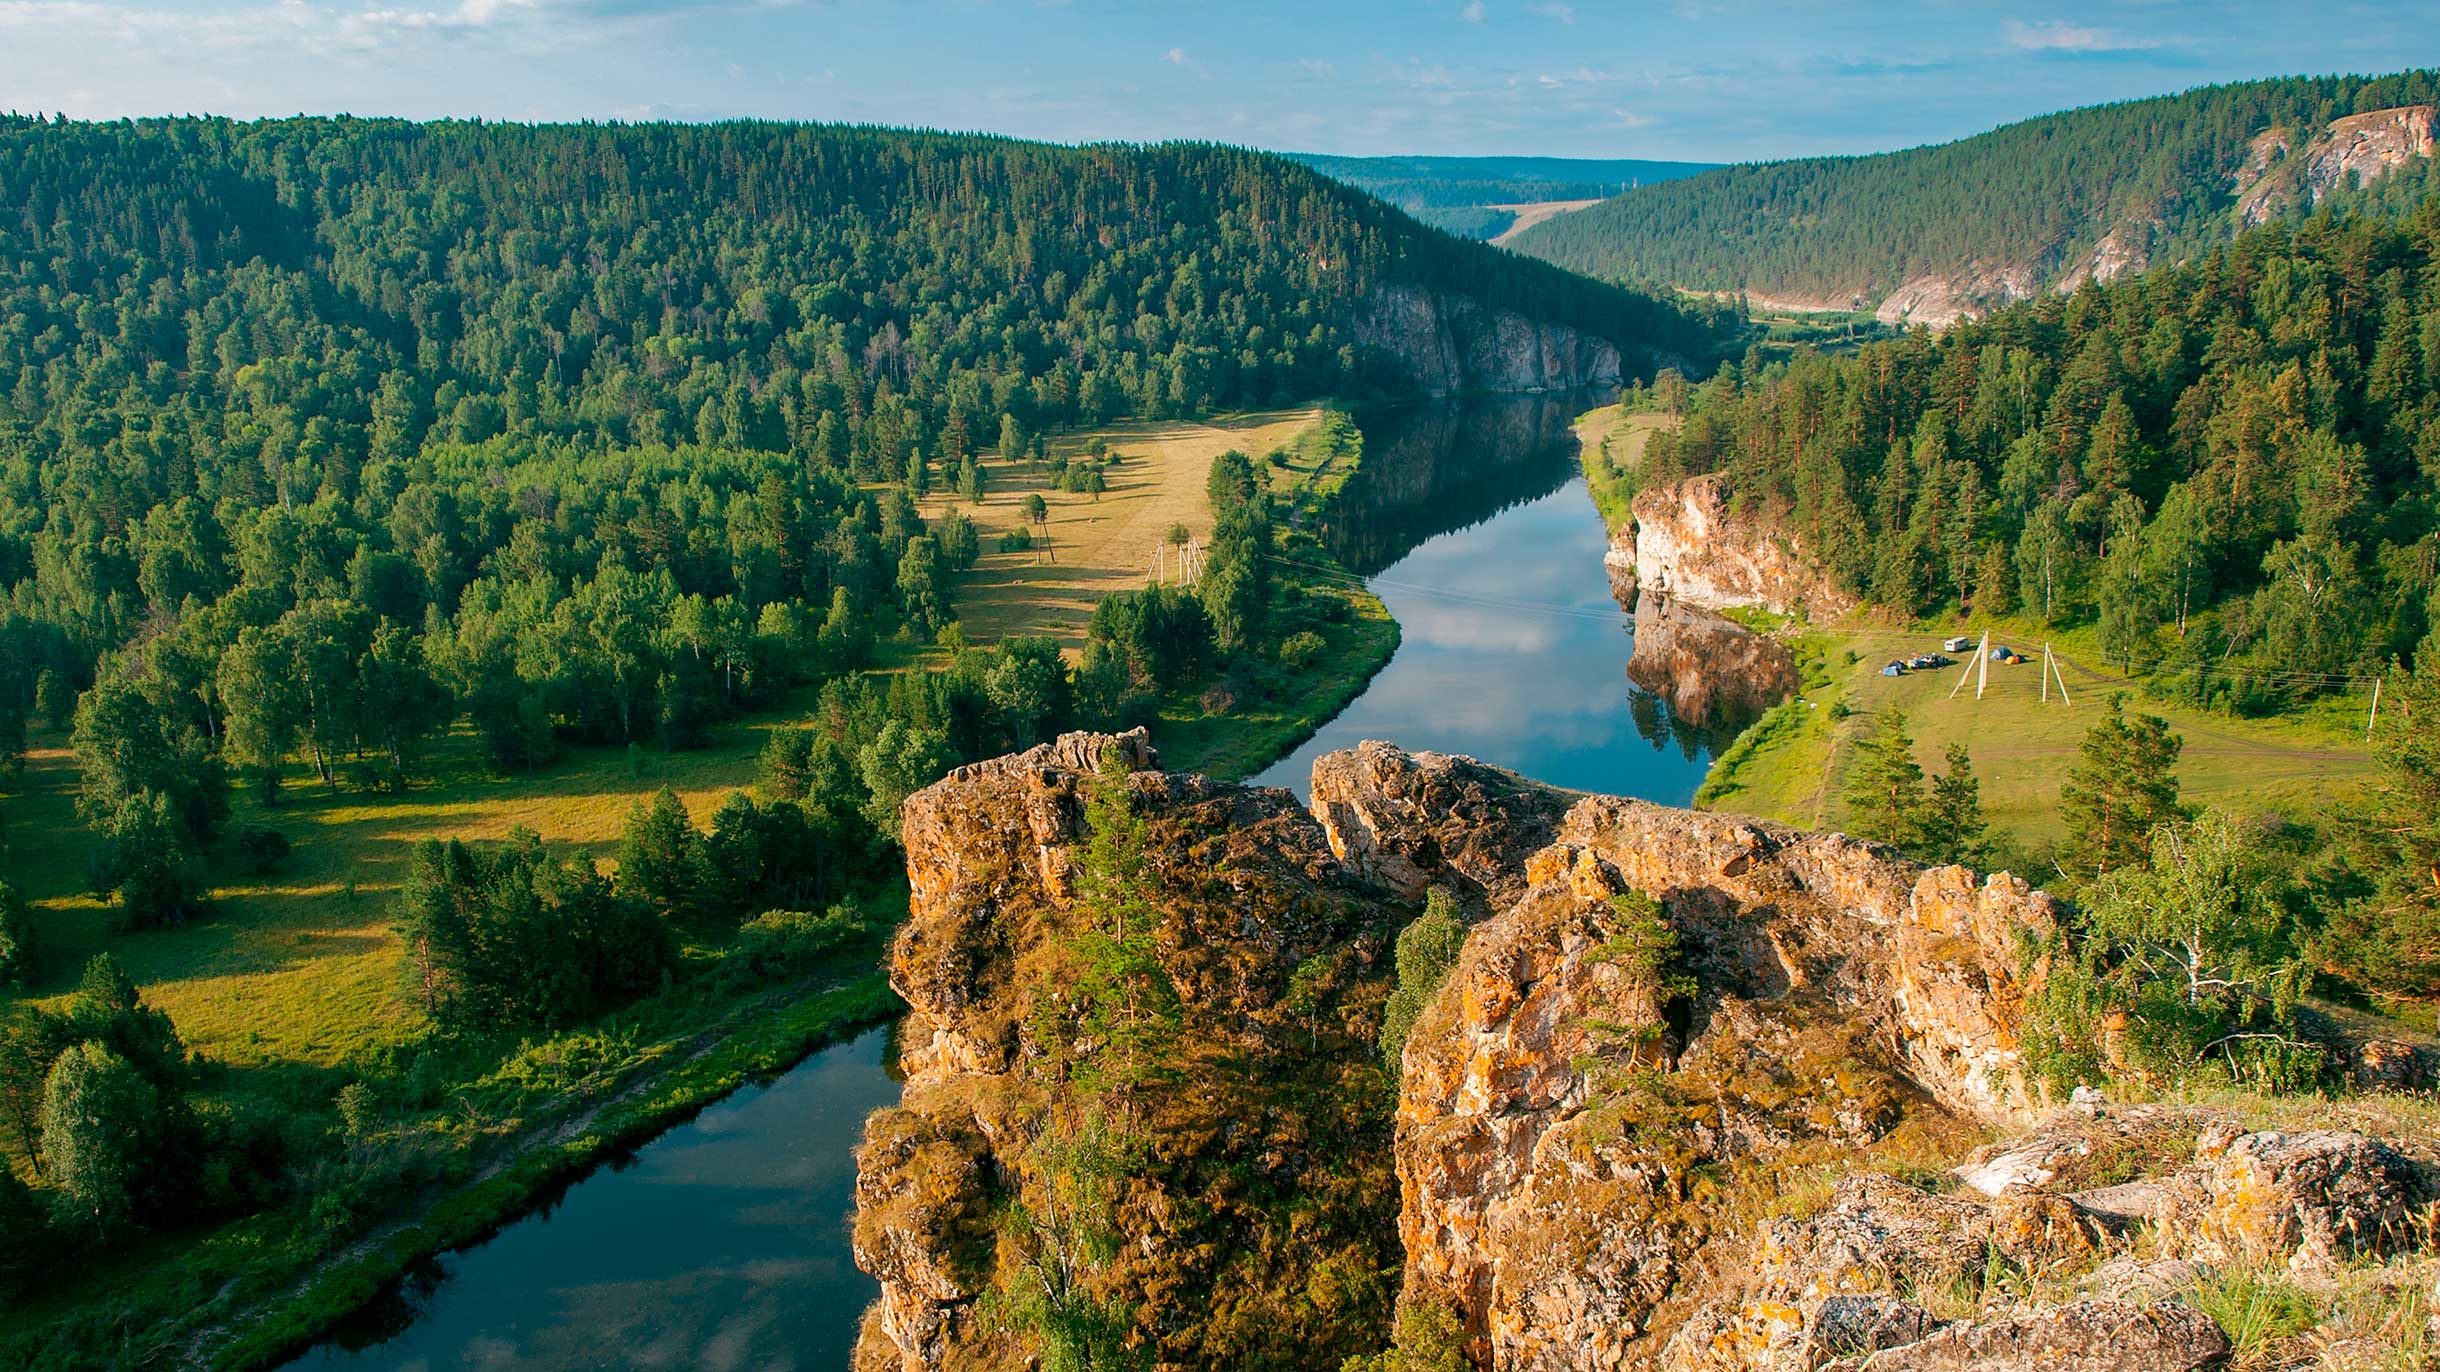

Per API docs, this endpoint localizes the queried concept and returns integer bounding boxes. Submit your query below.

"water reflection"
[288,1027,901,1372]
[1255,394,1729,801]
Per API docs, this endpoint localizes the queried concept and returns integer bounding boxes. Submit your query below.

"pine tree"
[1841,709,1926,850]
[2058,694,2185,881]
[616,789,701,917]
[1914,744,1989,867]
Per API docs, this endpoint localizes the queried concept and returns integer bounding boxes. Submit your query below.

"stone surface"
[2152,1126,2421,1270]
[1623,473,1857,621]
[1821,1301,2229,1372]
[1353,282,1627,396]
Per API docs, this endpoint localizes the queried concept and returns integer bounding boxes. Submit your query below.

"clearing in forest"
[1700,624,2381,847]
[919,406,1325,648]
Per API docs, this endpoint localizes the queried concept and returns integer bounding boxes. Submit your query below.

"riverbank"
[3,936,902,1372]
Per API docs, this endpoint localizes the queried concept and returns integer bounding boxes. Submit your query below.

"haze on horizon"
[3,0,2435,164]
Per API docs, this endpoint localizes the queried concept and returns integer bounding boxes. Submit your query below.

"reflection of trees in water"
[324,1256,449,1351]
[1319,392,1598,576]
[1628,678,1745,762]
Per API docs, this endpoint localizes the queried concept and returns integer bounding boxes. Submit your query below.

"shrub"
[1377,890,1467,1065]
[998,528,1034,552]
[231,825,291,875]
[719,903,878,989]
[1278,630,1327,669]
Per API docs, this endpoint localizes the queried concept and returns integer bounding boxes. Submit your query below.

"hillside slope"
[1512,71,2440,324]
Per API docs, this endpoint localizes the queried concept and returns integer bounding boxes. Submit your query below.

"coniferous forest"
[1515,71,2440,304]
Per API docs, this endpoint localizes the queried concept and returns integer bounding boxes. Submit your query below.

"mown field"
[916,407,1326,648]
[1697,618,2380,851]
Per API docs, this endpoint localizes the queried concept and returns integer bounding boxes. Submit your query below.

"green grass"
[1695,616,2379,851]
[1573,407,1672,532]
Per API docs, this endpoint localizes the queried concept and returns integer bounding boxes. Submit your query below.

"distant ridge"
[1509,71,2440,325]
[1289,152,1716,240]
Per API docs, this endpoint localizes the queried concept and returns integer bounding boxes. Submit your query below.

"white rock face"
[1626,472,1855,621]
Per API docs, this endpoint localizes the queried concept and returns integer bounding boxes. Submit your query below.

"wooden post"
[2041,642,2050,703]
[2050,649,2072,706]
[2367,676,2384,742]
[1949,643,1976,700]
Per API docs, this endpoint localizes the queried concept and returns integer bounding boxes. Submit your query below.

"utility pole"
[2367,675,2384,742]
[1976,630,1991,700]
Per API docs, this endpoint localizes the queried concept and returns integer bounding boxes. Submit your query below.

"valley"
[5,32,2440,1372]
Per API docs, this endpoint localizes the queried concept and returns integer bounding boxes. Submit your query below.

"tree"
[2322,652,2440,1004]
[0,1155,49,1300]
[0,879,36,988]
[1841,709,1925,850]
[616,789,701,917]
[857,719,954,839]
[1065,744,1182,1103]
[982,637,1074,748]
[1377,889,1466,1065]
[2031,812,2317,1091]
[90,790,206,930]
[40,1042,165,1240]
[217,626,304,803]
[2057,694,2185,882]
[1915,744,1990,868]
[70,670,227,841]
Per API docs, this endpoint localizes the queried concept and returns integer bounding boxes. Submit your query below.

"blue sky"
[2,1,2433,162]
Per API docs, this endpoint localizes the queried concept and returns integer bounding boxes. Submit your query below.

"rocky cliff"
[1624,595,1803,737]
[1874,104,2437,328]
[856,735,2439,1371]
[1354,282,1627,396]
[1619,473,1855,622]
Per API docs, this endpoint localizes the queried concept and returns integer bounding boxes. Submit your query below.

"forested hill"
[1512,71,2440,324]
[1289,152,1716,239]
[1640,195,2440,731]
[0,113,1711,823]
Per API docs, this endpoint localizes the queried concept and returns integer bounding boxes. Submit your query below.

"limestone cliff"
[1621,473,1855,622]
[1354,282,1626,396]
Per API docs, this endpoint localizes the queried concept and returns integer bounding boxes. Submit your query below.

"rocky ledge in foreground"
[851,734,2437,1372]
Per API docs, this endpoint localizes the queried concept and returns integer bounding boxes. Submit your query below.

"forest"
[0,113,1704,1354]
[1515,70,2440,302]
[1633,193,2440,1008]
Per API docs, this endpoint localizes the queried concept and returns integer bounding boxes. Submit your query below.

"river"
[285,393,1731,1370]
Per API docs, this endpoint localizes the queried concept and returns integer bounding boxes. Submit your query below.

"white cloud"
[2002,18,2159,53]
[1459,0,1484,20]
[1298,57,1336,79]
[1163,45,1185,65]
[1526,1,1573,23]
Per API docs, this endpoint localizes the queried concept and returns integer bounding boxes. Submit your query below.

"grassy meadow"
[916,407,1327,649]
[1696,617,2380,851]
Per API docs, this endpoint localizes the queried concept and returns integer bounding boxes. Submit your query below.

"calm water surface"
[289,1027,899,1371]
[288,394,1729,1371]
[1254,396,1723,800]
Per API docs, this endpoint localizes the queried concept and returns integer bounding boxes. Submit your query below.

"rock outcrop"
[854,734,2437,1371]
[1354,282,1626,396]
[2235,104,2437,228]
[1622,473,1855,621]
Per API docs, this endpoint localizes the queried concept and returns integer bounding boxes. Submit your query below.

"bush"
[998,528,1034,552]
[1278,630,1327,669]
[1377,890,1466,1065]
[719,902,879,988]
[0,878,36,987]
[230,825,291,874]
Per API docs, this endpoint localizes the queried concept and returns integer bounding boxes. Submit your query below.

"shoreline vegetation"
[0,405,1403,1370]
